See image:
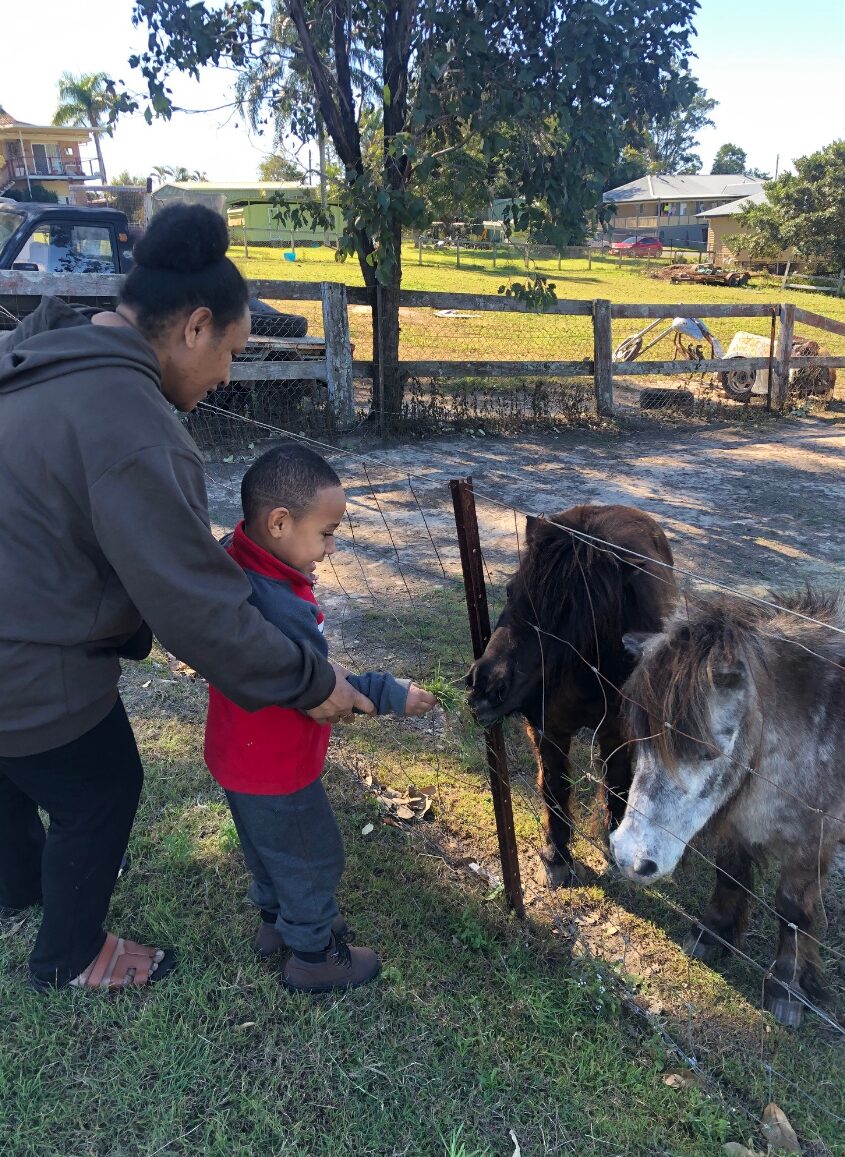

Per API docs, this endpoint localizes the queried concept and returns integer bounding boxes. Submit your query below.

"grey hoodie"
[0,299,336,757]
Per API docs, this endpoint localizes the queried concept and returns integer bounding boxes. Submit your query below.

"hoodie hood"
[0,297,160,395]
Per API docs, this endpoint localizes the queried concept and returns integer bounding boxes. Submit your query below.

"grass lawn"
[233,244,845,368]
[2,649,745,1157]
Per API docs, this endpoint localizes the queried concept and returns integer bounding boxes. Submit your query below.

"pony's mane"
[625,595,766,769]
[625,588,845,769]
[511,510,669,671]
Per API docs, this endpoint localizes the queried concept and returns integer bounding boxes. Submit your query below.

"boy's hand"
[405,683,437,716]
[306,664,375,722]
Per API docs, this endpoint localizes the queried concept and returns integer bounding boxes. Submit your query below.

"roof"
[0,106,33,128]
[698,189,768,217]
[0,202,125,217]
[603,174,763,204]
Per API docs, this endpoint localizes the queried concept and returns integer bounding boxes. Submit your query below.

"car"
[610,235,664,257]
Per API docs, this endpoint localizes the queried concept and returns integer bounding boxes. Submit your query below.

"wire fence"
[2,275,844,445]
[191,401,845,1154]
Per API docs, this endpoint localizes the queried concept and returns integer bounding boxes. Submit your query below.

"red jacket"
[204,524,331,795]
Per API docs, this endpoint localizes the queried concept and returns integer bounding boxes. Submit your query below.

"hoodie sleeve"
[347,672,411,716]
[88,442,336,712]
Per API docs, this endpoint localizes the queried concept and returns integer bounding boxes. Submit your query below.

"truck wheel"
[719,365,755,402]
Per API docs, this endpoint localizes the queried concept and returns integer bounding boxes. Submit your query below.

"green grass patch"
[233,243,845,369]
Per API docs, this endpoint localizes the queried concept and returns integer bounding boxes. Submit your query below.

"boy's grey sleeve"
[347,672,411,715]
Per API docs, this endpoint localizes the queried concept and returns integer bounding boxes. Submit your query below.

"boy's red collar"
[229,521,315,587]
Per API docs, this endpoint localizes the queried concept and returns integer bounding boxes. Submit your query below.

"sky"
[1,0,844,185]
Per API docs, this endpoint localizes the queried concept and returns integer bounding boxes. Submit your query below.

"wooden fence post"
[592,298,614,416]
[450,477,524,918]
[773,302,795,412]
[321,281,355,429]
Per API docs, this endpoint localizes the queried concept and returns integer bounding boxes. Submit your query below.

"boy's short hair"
[241,443,342,523]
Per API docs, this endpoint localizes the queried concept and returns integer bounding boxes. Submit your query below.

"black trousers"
[0,700,143,986]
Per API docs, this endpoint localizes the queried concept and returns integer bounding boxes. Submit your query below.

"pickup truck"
[0,201,334,437]
[0,199,312,342]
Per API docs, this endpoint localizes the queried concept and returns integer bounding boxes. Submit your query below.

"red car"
[610,235,664,257]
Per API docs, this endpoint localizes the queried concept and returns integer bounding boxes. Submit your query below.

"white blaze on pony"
[611,591,845,1027]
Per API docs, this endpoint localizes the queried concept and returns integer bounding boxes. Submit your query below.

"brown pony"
[467,504,676,881]
[613,590,845,1026]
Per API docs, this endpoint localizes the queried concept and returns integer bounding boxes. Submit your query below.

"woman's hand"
[405,684,437,716]
[306,664,374,722]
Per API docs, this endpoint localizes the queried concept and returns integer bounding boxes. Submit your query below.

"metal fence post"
[773,302,795,412]
[592,298,614,416]
[321,281,355,429]
[450,477,525,918]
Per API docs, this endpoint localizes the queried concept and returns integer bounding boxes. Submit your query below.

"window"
[0,209,24,250]
[678,202,688,217]
[639,203,649,214]
[15,223,116,273]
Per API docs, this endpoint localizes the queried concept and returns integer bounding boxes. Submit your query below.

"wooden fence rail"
[2,272,843,419]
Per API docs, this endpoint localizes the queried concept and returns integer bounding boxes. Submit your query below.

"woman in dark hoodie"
[0,205,373,991]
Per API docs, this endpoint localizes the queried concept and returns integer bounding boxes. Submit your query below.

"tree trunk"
[317,119,328,213]
[372,231,403,425]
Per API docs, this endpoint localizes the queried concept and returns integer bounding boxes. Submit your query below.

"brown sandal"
[30,932,176,992]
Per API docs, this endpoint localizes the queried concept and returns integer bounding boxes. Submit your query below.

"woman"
[0,205,372,991]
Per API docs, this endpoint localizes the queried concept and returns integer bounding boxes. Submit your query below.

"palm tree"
[52,72,115,183]
[236,1,379,213]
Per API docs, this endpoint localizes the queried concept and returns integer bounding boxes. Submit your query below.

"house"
[0,107,101,202]
[698,191,796,270]
[152,182,343,245]
[602,174,763,248]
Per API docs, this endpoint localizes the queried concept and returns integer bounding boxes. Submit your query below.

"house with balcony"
[0,106,101,202]
[602,174,764,249]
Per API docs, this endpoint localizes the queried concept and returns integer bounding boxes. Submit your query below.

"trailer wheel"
[719,363,755,402]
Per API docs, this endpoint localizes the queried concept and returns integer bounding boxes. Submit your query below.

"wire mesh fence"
[191,407,845,1153]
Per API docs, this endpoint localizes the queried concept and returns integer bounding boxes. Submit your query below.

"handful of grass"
[421,665,465,713]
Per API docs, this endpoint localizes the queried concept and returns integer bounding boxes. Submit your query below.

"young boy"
[204,444,436,993]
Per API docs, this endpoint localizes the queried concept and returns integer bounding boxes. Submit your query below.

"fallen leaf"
[166,653,198,679]
[0,919,25,939]
[662,1067,703,1090]
[761,1103,801,1153]
[234,1022,256,1030]
[141,679,151,689]
[723,1144,764,1157]
[361,822,375,836]
[394,805,416,821]
[509,1130,521,1157]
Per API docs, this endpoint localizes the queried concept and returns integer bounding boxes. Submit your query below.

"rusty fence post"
[592,298,614,417]
[774,302,795,412]
[450,477,525,917]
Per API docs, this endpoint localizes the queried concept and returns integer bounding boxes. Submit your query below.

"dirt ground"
[205,409,845,597]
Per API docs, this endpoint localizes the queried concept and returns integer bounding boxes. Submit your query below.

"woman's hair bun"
[133,204,230,273]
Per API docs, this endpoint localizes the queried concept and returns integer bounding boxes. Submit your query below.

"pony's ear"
[525,514,544,544]
[622,631,655,661]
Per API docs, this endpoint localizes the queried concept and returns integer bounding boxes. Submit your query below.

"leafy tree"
[605,77,715,191]
[710,142,746,175]
[113,169,147,185]
[258,153,304,182]
[52,72,117,183]
[647,89,716,174]
[122,0,699,420]
[733,141,845,272]
[6,184,59,204]
[151,164,207,183]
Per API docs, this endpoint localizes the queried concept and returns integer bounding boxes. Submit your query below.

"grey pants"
[224,778,345,954]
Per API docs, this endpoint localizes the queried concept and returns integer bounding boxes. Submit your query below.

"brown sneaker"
[255,914,350,959]
[282,933,381,993]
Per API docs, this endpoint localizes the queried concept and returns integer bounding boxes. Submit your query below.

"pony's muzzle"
[466,660,510,727]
